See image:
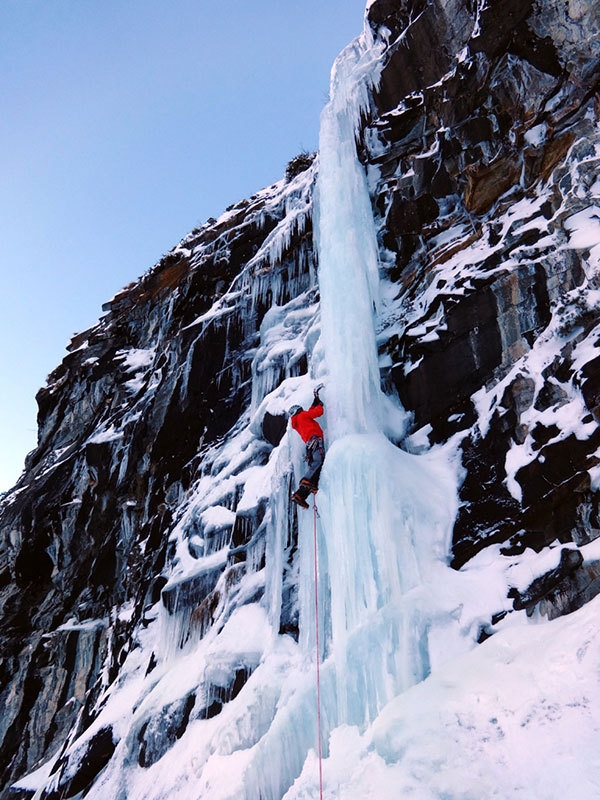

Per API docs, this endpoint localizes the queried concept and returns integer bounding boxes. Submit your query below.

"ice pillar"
[314,33,428,728]
[315,36,384,441]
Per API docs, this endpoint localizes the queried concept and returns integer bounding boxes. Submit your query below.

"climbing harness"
[313,495,324,800]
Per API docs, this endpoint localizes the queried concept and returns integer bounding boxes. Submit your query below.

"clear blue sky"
[0,0,366,492]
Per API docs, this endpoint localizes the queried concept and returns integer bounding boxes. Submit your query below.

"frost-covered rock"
[2,0,600,798]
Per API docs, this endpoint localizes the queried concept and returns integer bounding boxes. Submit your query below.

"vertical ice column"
[315,36,384,440]
[314,33,428,728]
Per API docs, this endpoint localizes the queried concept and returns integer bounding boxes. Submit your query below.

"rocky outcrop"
[1,1,600,796]
[363,0,600,569]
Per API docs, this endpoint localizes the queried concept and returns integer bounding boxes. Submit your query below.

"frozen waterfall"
[242,31,461,799]
[314,35,384,440]
[311,31,458,732]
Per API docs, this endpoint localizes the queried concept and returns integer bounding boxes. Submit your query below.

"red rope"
[313,495,324,800]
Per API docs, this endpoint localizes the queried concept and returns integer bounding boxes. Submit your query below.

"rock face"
[0,171,317,795]
[1,0,600,796]
[362,0,600,572]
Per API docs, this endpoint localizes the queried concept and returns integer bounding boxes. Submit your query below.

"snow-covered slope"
[2,1,600,798]
[286,591,600,799]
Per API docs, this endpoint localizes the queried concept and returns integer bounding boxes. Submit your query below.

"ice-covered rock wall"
[0,166,320,798]
[2,0,600,797]
[363,0,600,583]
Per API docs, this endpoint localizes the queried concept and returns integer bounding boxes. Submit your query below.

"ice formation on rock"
[3,0,600,797]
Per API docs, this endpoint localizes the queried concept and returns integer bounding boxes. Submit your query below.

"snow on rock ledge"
[2,0,600,797]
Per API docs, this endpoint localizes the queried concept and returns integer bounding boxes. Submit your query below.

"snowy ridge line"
[182,166,317,337]
[242,163,316,274]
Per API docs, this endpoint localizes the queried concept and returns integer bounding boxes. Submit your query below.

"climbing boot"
[292,484,311,509]
[292,491,309,509]
[300,478,318,494]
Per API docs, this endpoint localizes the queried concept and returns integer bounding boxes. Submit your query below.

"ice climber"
[289,385,325,509]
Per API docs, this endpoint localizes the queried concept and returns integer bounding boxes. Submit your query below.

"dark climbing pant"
[303,435,325,488]
[292,436,325,508]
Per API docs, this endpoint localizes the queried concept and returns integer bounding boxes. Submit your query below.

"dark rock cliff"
[1,0,600,796]
[0,170,317,795]
[363,0,600,576]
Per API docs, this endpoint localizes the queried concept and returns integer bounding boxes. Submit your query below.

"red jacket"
[291,401,324,443]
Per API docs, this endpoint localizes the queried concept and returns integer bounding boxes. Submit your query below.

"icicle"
[264,448,294,634]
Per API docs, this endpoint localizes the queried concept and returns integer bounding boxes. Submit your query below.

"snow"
[55,617,106,632]
[86,424,123,444]
[284,594,600,800]
[564,206,600,264]
[11,759,57,793]
[203,604,270,684]
[116,347,156,372]
[524,121,548,147]
[113,347,156,394]
[199,505,236,534]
